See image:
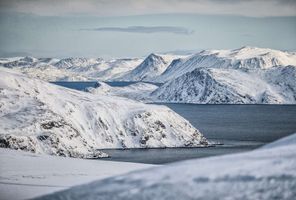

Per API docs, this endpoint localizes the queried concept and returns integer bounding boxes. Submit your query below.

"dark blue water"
[52,81,161,90]
[162,104,296,143]
[53,81,296,164]
[52,81,98,90]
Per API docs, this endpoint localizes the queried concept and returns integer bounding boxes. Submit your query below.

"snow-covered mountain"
[86,81,158,102]
[148,47,296,104]
[35,132,296,200]
[151,66,296,104]
[0,56,143,81]
[0,68,208,158]
[155,46,296,83]
[117,53,184,81]
[1,47,295,104]
[87,58,143,80]
[53,57,102,69]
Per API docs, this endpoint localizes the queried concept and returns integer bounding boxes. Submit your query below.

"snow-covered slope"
[156,46,296,83]
[86,81,158,102]
[0,57,142,81]
[0,148,154,200]
[36,132,296,200]
[0,68,208,158]
[90,58,143,80]
[117,54,182,81]
[53,57,101,69]
[151,66,296,104]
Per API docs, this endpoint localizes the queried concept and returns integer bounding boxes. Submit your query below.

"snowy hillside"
[0,56,143,81]
[151,66,296,104]
[0,148,153,200]
[117,54,184,81]
[35,132,296,200]
[155,46,296,83]
[86,81,158,102]
[0,68,208,158]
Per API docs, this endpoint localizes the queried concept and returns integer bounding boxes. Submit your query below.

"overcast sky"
[0,0,295,58]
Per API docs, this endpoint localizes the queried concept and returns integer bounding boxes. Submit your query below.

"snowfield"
[0,68,208,158]
[0,148,154,200]
[35,132,296,200]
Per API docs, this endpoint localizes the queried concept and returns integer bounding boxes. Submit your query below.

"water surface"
[53,81,296,164]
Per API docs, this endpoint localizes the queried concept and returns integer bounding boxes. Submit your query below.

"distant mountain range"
[1,46,296,104]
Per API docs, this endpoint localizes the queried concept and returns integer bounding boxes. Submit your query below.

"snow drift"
[0,68,208,158]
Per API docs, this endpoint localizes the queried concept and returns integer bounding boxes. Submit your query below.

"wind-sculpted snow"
[151,66,296,104]
[0,68,208,158]
[34,133,296,200]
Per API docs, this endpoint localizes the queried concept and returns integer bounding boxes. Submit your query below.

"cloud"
[81,26,194,35]
[0,0,296,17]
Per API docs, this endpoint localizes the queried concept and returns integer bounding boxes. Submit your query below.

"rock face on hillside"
[0,68,208,158]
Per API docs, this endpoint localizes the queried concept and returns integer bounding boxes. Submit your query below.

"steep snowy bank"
[37,132,296,200]
[0,68,208,158]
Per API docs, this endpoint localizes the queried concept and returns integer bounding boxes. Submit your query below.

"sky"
[0,0,295,58]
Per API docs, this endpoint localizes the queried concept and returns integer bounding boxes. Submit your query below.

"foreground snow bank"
[37,133,296,200]
[0,68,207,158]
[0,148,154,200]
